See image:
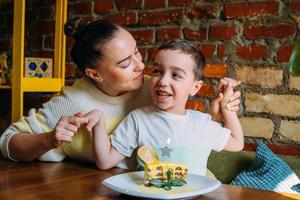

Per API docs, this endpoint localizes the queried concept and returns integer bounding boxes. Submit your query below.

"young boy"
[84,39,244,175]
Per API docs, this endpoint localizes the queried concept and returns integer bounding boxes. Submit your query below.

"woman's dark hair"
[157,39,205,80]
[64,17,119,72]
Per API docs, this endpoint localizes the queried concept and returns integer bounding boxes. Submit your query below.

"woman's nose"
[133,54,145,71]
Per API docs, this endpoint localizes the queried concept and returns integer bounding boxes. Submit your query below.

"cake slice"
[137,146,188,188]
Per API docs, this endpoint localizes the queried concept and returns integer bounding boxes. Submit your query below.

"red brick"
[244,143,300,156]
[138,48,147,61]
[130,29,154,45]
[186,4,221,19]
[65,63,76,77]
[0,39,11,50]
[218,44,225,57]
[105,12,137,25]
[278,46,293,62]
[30,21,55,35]
[1,26,13,38]
[203,64,228,78]
[139,9,183,25]
[70,2,92,15]
[94,0,114,13]
[144,0,165,9]
[1,2,13,11]
[225,1,278,19]
[44,35,54,49]
[185,100,206,112]
[143,65,153,76]
[29,36,43,50]
[170,0,193,6]
[148,48,158,62]
[38,7,53,20]
[32,0,56,6]
[115,0,142,9]
[31,51,53,58]
[66,37,75,49]
[244,24,295,39]
[288,1,300,11]
[5,13,13,27]
[197,83,215,97]
[157,28,181,42]
[200,44,216,58]
[210,25,236,40]
[183,28,207,41]
[236,45,267,60]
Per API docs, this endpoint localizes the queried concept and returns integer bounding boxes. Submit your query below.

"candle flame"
[166,137,171,145]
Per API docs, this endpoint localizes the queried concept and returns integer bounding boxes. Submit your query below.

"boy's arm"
[220,82,244,152]
[222,110,244,151]
[82,110,125,170]
[93,122,125,170]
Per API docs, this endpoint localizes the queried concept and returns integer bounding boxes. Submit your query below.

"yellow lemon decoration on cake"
[137,146,188,190]
[137,146,159,164]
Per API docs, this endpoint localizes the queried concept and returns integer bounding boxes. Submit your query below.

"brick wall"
[0,0,300,154]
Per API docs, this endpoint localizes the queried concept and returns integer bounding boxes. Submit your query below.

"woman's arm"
[7,115,82,161]
[8,132,58,161]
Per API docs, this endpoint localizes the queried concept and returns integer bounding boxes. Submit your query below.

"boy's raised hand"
[80,109,105,132]
[209,77,241,122]
[220,80,235,111]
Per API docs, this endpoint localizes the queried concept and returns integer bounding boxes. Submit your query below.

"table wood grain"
[0,158,297,200]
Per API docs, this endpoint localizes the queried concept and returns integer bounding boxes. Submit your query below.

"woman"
[0,18,241,163]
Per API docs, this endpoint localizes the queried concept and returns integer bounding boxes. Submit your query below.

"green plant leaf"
[163,184,172,190]
[170,179,187,187]
[149,179,166,188]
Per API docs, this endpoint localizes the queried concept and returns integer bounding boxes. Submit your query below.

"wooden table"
[0,158,297,200]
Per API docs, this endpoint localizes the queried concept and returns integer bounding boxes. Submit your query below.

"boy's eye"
[172,73,183,80]
[152,69,161,76]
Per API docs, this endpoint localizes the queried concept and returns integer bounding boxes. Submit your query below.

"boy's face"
[150,49,203,115]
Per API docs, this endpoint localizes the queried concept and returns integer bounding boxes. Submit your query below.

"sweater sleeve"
[0,108,66,162]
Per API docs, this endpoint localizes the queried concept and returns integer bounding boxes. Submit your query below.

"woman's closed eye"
[120,61,131,68]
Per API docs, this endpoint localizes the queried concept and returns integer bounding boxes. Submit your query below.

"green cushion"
[207,150,300,184]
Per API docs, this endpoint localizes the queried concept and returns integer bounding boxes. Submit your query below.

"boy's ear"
[190,80,203,96]
[85,68,103,83]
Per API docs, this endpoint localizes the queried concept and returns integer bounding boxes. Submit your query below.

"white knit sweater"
[0,76,152,162]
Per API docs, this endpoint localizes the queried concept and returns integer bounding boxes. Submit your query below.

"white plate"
[102,171,221,199]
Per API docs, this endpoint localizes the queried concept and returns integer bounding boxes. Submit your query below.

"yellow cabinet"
[11,0,67,122]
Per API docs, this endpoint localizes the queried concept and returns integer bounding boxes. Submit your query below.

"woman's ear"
[190,80,203,96]
[85,68,103,82]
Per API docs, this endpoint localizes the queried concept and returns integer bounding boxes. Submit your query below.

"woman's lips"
[134,72,143,80]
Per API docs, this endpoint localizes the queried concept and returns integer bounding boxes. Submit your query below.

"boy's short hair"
[157,39,205,80]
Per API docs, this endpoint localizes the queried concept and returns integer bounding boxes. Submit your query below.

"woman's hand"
[209,78,241,122]
[49,115,83,148]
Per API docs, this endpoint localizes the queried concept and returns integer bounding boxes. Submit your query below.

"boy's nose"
[158,75,168,87]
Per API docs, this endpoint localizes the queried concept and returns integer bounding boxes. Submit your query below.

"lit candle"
[166,137,171,146]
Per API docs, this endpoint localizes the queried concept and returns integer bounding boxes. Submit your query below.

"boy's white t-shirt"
[111,105,230,175]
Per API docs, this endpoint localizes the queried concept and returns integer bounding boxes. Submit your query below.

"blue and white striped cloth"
[231,142,300,194]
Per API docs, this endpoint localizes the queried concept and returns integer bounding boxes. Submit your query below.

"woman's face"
[93,28,145,96]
